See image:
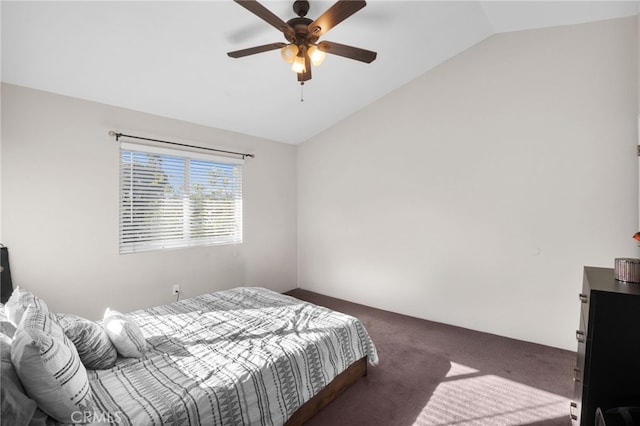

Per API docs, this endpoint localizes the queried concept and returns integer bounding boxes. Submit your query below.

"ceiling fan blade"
[227,42,286,58]
[298,55,312,82]
[317,41,377,63]
[234,0,295,41]
[308,0,366,38]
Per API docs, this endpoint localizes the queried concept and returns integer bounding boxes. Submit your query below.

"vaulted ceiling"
[2,1,638,144]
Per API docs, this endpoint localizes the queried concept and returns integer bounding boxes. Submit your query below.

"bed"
[2,287,378,425]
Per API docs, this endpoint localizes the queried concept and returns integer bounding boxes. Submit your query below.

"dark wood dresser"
[571,266,640,425]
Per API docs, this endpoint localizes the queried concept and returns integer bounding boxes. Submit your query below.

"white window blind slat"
[119,144,243,254]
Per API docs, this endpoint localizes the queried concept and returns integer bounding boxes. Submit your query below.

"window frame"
[118,142,244,254]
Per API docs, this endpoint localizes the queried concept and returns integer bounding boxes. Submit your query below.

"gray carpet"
[286,289,575,426]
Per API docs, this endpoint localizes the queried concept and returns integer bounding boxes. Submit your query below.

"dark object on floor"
[1,245,13,304]
[596,407,640,426]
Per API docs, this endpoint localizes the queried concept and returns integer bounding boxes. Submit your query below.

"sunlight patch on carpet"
[414,362,569,425]
[444,362,479,378]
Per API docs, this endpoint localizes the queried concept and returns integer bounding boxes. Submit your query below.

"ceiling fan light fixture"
[228,0,377,83]
[291,54,306,73]
[307,45,326,67]
[280,44,299,63]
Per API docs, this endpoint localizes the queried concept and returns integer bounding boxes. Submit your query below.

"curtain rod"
[108,131,255,159]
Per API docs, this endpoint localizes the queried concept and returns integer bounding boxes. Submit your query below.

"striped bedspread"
[86,287,378,426]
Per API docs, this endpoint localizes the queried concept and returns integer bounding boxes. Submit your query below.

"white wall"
[1,84,297,319]
[298,16,639,351]
[0,83,3,243]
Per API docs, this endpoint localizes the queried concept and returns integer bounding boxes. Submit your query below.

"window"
[119,142,243,254]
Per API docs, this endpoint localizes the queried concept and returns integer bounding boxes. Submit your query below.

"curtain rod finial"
[109,130,122,141]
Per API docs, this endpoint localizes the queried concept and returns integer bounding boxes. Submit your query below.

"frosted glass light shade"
[291,55,306,73]
[280,44,298,63]
[307,45,326,67]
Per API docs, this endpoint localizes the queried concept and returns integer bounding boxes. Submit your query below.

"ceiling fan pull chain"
[300,81,304,102]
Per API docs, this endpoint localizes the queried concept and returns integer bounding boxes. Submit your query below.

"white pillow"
[0,303,17,338]
[103,308,147,358]
[11,300,95,422]
[4,287,36,326]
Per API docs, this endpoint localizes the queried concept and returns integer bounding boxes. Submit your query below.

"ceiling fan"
[227,0,377,84]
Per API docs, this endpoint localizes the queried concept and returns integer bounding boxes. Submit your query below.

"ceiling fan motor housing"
[287,16,317,46]
[289,0,320,46]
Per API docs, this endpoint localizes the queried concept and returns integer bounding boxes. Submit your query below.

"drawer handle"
[578,293,588,303]
[576,330,585,343]
[570,401,578,421]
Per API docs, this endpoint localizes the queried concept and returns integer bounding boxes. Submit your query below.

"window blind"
[119,142,243,254]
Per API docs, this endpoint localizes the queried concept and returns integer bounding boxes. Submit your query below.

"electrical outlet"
[172,284,180,295]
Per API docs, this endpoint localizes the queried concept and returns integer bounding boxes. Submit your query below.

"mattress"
[86,287,378,426]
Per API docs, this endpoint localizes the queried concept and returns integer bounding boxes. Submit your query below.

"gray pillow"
[0,333,39,425]
[57,313,117,370]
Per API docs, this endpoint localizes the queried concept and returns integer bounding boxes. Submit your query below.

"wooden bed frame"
[285,357,368,425]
